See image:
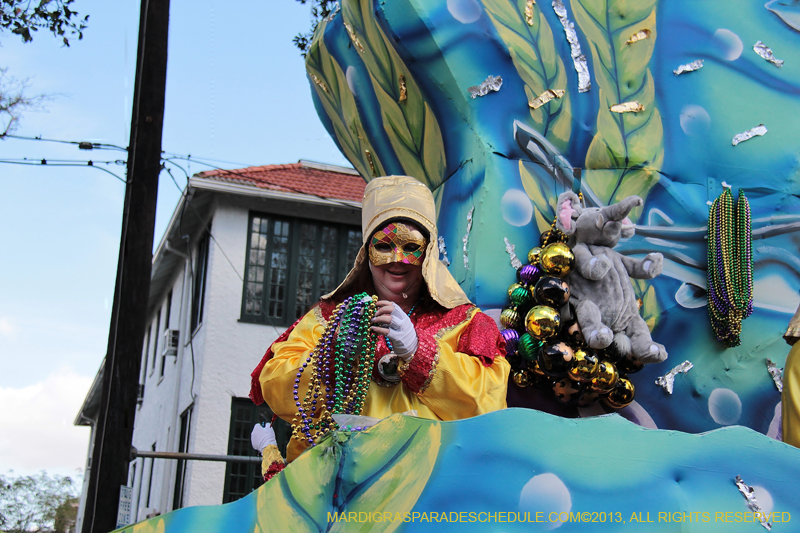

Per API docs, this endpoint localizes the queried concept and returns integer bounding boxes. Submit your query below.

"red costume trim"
[263,461,285,483]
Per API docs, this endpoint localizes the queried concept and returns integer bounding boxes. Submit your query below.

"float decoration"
[732,125,768,146]
[655,360,694,395]
[766,358,783,392]
[673,59,704,75]
[753,40,784,68]
[734,475,773,531]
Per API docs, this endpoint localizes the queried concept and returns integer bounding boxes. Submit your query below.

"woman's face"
[368,221,427,302]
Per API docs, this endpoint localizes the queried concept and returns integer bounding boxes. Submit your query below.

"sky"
[0,0,349,479]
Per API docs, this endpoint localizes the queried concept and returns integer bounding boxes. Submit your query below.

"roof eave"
[188,176,363,209]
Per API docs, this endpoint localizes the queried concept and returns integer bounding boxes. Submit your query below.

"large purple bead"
[518,264,542,286]
[501,328,520,357]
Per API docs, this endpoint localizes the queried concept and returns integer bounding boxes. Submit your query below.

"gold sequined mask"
[368,222,427,266]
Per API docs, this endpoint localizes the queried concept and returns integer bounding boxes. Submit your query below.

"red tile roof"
[195,161,366,203]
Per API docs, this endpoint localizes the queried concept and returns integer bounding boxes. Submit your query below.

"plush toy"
[555,191,668,364]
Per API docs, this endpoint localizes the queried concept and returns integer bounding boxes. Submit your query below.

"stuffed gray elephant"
[555,191,668,364]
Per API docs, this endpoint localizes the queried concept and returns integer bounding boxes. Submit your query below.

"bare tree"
[0,68,47,137]
[0,0,88,137]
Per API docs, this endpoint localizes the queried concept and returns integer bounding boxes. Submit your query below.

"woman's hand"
[371,300,418,360]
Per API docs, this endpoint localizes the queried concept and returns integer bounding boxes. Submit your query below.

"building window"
[221,398,290,503]
[241,214,361,326]
[160,291,172,378]
[191,232,210,332]
[141,326,151,384]
[151,309,161,375]
[172,405,192,510]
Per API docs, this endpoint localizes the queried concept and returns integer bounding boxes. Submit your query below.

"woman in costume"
[249,175,510,471]
[783,303,800,448]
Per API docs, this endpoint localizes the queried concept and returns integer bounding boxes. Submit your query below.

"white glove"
[251,423,277,453]
[386,304,418,361]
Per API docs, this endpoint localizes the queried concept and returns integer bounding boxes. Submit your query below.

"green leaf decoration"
[571,0,663,216]
[253,434,341,533]
[253,415,441,533]
[632,279,660,332]
[341,0,446,189]
[305,19,386,180]
[330,416,441,532]
[519,160,557,234]
[483,0,572,152]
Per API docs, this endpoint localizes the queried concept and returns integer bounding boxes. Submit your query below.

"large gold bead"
[602,377,636,409]
[527,246,543,265]
[525,305,561,340]
[508,282,524,297]
[540,242,576,277]
[567,348,600,383]
[500,307,522,330]
[512,368,532,388]
[590,361,619,393]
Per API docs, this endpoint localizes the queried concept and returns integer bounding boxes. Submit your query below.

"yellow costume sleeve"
[259,309,324,424]
[783,342,800,448]
[398,307,510,420]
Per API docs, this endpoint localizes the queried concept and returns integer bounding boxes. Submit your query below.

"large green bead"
[517,333,543,362]
[510,286,534,308]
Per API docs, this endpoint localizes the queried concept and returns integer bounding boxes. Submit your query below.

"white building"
[75,160,365,524]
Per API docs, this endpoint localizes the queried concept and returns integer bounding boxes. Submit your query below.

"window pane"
[266,220,289,320]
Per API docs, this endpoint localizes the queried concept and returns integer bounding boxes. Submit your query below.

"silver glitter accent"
[753,40,784,68]
[325,2,340,22]
[673,59,704,76]
[766,358,783,392]
[655,360,693,394]
[468,75,503,99]
[462,206,475,270]
[504,238,523,270]
[552,0,591,93]
[732,124,768,146]
[438,235,451,267]
[734,476,773,531]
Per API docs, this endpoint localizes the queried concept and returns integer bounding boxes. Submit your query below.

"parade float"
[120,0,800,530]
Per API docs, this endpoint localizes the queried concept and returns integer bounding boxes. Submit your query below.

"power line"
[2,133,128,152]
[0,159,127,182]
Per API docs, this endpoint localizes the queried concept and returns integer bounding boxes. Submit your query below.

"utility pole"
[82,1,170,531]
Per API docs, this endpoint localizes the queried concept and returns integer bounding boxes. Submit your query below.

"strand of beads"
[706,188,753,347]
[291,293,378,448]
